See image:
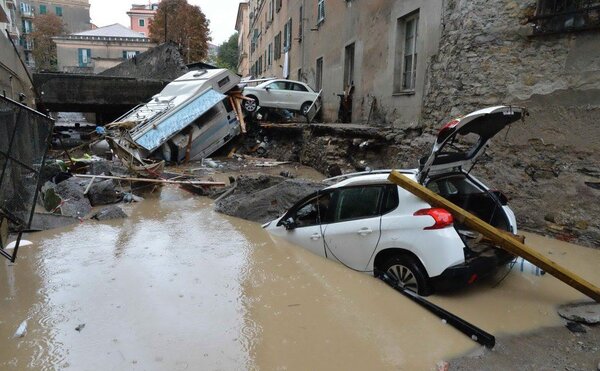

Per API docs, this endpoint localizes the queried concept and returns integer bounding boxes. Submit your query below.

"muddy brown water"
[1,186,599,370]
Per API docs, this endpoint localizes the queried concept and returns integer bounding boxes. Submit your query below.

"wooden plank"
[73,174,225,187]
[388,170,600,302]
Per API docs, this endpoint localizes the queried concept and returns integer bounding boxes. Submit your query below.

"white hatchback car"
[264,106,525,295]
[242,79,321,116]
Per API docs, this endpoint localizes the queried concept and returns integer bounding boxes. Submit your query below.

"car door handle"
[310,233,321,240]
[357,228,373,236]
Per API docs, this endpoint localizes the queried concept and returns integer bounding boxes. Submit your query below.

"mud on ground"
[449,325,600,370]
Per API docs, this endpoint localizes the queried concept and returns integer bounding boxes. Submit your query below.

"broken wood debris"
[73,174,226,187]
[388,170,600,303]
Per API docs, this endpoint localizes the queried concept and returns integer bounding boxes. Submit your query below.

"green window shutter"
[123,51,127,59]
[78,49,83,67]
[55,6,62,16]
[40,5,46,14]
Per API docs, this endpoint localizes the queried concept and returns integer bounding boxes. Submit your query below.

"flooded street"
[1,186,599,370]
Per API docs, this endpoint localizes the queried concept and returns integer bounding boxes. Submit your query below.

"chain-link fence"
[0,95,53,262]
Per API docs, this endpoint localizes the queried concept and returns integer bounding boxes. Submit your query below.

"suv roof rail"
[323,169,415,183]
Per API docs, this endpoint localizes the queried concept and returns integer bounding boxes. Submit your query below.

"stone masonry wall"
[420,0,600,247]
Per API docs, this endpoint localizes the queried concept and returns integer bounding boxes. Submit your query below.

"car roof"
[324,170,417,189]
[255,79,312,89]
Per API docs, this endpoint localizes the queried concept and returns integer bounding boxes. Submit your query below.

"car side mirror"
[265,87,271,92]
[281,217,297,230]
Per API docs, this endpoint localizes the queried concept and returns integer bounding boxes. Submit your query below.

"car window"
[331,186,384,223]
[289,193,333,228]
[266,81,286,90]
[381,185,399,214]
[290,83,308,92]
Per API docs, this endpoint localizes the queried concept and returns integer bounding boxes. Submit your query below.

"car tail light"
[414,208,454,230]
[437,119,460,143]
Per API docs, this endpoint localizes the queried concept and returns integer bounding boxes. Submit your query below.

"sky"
[89,0,240,45]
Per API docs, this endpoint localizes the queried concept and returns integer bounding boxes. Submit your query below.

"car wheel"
[380,254,432,296]
[301,102,312,117]
[244,97,258,113]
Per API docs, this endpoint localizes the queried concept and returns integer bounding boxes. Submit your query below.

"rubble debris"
[13,320,28,338]
[75,323,86,332]
[44,178,93,219]
[92,206,128,221]
[565,321,587,334]
[30,213,80,231]
[123,193,144,203]
[214,175,323,223]
[558,302,600,324]
[4,240,32,250]
[73,174,225,187]
[86,179,123,206]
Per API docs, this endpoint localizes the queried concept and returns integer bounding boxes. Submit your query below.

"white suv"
[242,79,321,116]
[264,106,525,295]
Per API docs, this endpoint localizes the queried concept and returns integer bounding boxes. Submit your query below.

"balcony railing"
[529,0,600,35]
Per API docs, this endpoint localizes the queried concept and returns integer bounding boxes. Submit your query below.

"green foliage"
[31,14,66,71]
[216,33,239,71]
[148,0,211,63]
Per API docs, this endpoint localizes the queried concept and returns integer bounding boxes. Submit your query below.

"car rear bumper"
[430,250,513,292]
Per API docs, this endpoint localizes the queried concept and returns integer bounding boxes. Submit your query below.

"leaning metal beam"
[388,170,600,303]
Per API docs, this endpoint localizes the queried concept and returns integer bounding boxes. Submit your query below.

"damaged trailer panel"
[111,69,243,163]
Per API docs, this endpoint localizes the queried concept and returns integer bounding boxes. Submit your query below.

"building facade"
[243,0,443,124]
[235,1,249,76]
[127,2,159,37]
[1,0,20,43]
[16,0,90,67]
[53,23,155,74]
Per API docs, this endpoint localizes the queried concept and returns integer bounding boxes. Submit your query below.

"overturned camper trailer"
[110,69,243,163]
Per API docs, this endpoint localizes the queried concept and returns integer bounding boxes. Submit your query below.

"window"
[283,18,292,51]
[289,193,333,228]
[268,0,274,22]
[39,5,46,14]
[331,186,384,223]
[274,32,281,60]
[298,6,303,41]
[315,57,323,91]
[122,50,139,59]
[22,19,33,33]
[289,82,308,92]
[297,68,303,81]
[317,0,325,23]
[78,48,91,67]
[267,81,287,90]
[530,0,600,34]
[267,42,273,66]
[343,43,355,89]
[276,0,282,12]
[55,6,62,16]
[394,11,419,93]
[382,185,399,214]
[139,18,145,27]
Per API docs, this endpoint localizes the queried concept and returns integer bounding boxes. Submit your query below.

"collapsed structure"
[104,69,247,166]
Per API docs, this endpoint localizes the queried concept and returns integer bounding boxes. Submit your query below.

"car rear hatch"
[417,106,526,183]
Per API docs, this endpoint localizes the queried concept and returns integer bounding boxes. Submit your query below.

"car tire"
[380,254,433,296]
[301,102,312,117]
[244,96,258,113]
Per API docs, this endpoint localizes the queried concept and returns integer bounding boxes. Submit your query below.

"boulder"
[558,302,600,325]
[86,179,123,206]
[51,178,92,218]
[92,206,128,221]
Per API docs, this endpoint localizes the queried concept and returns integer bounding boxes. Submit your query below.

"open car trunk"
[426,173,515,266]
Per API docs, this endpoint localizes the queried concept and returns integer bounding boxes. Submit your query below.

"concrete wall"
[246,0,443,124]
[0,33,35,106]
[55,38,154,73]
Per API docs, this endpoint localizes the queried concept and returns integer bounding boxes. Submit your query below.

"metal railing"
[529,0,600,34]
